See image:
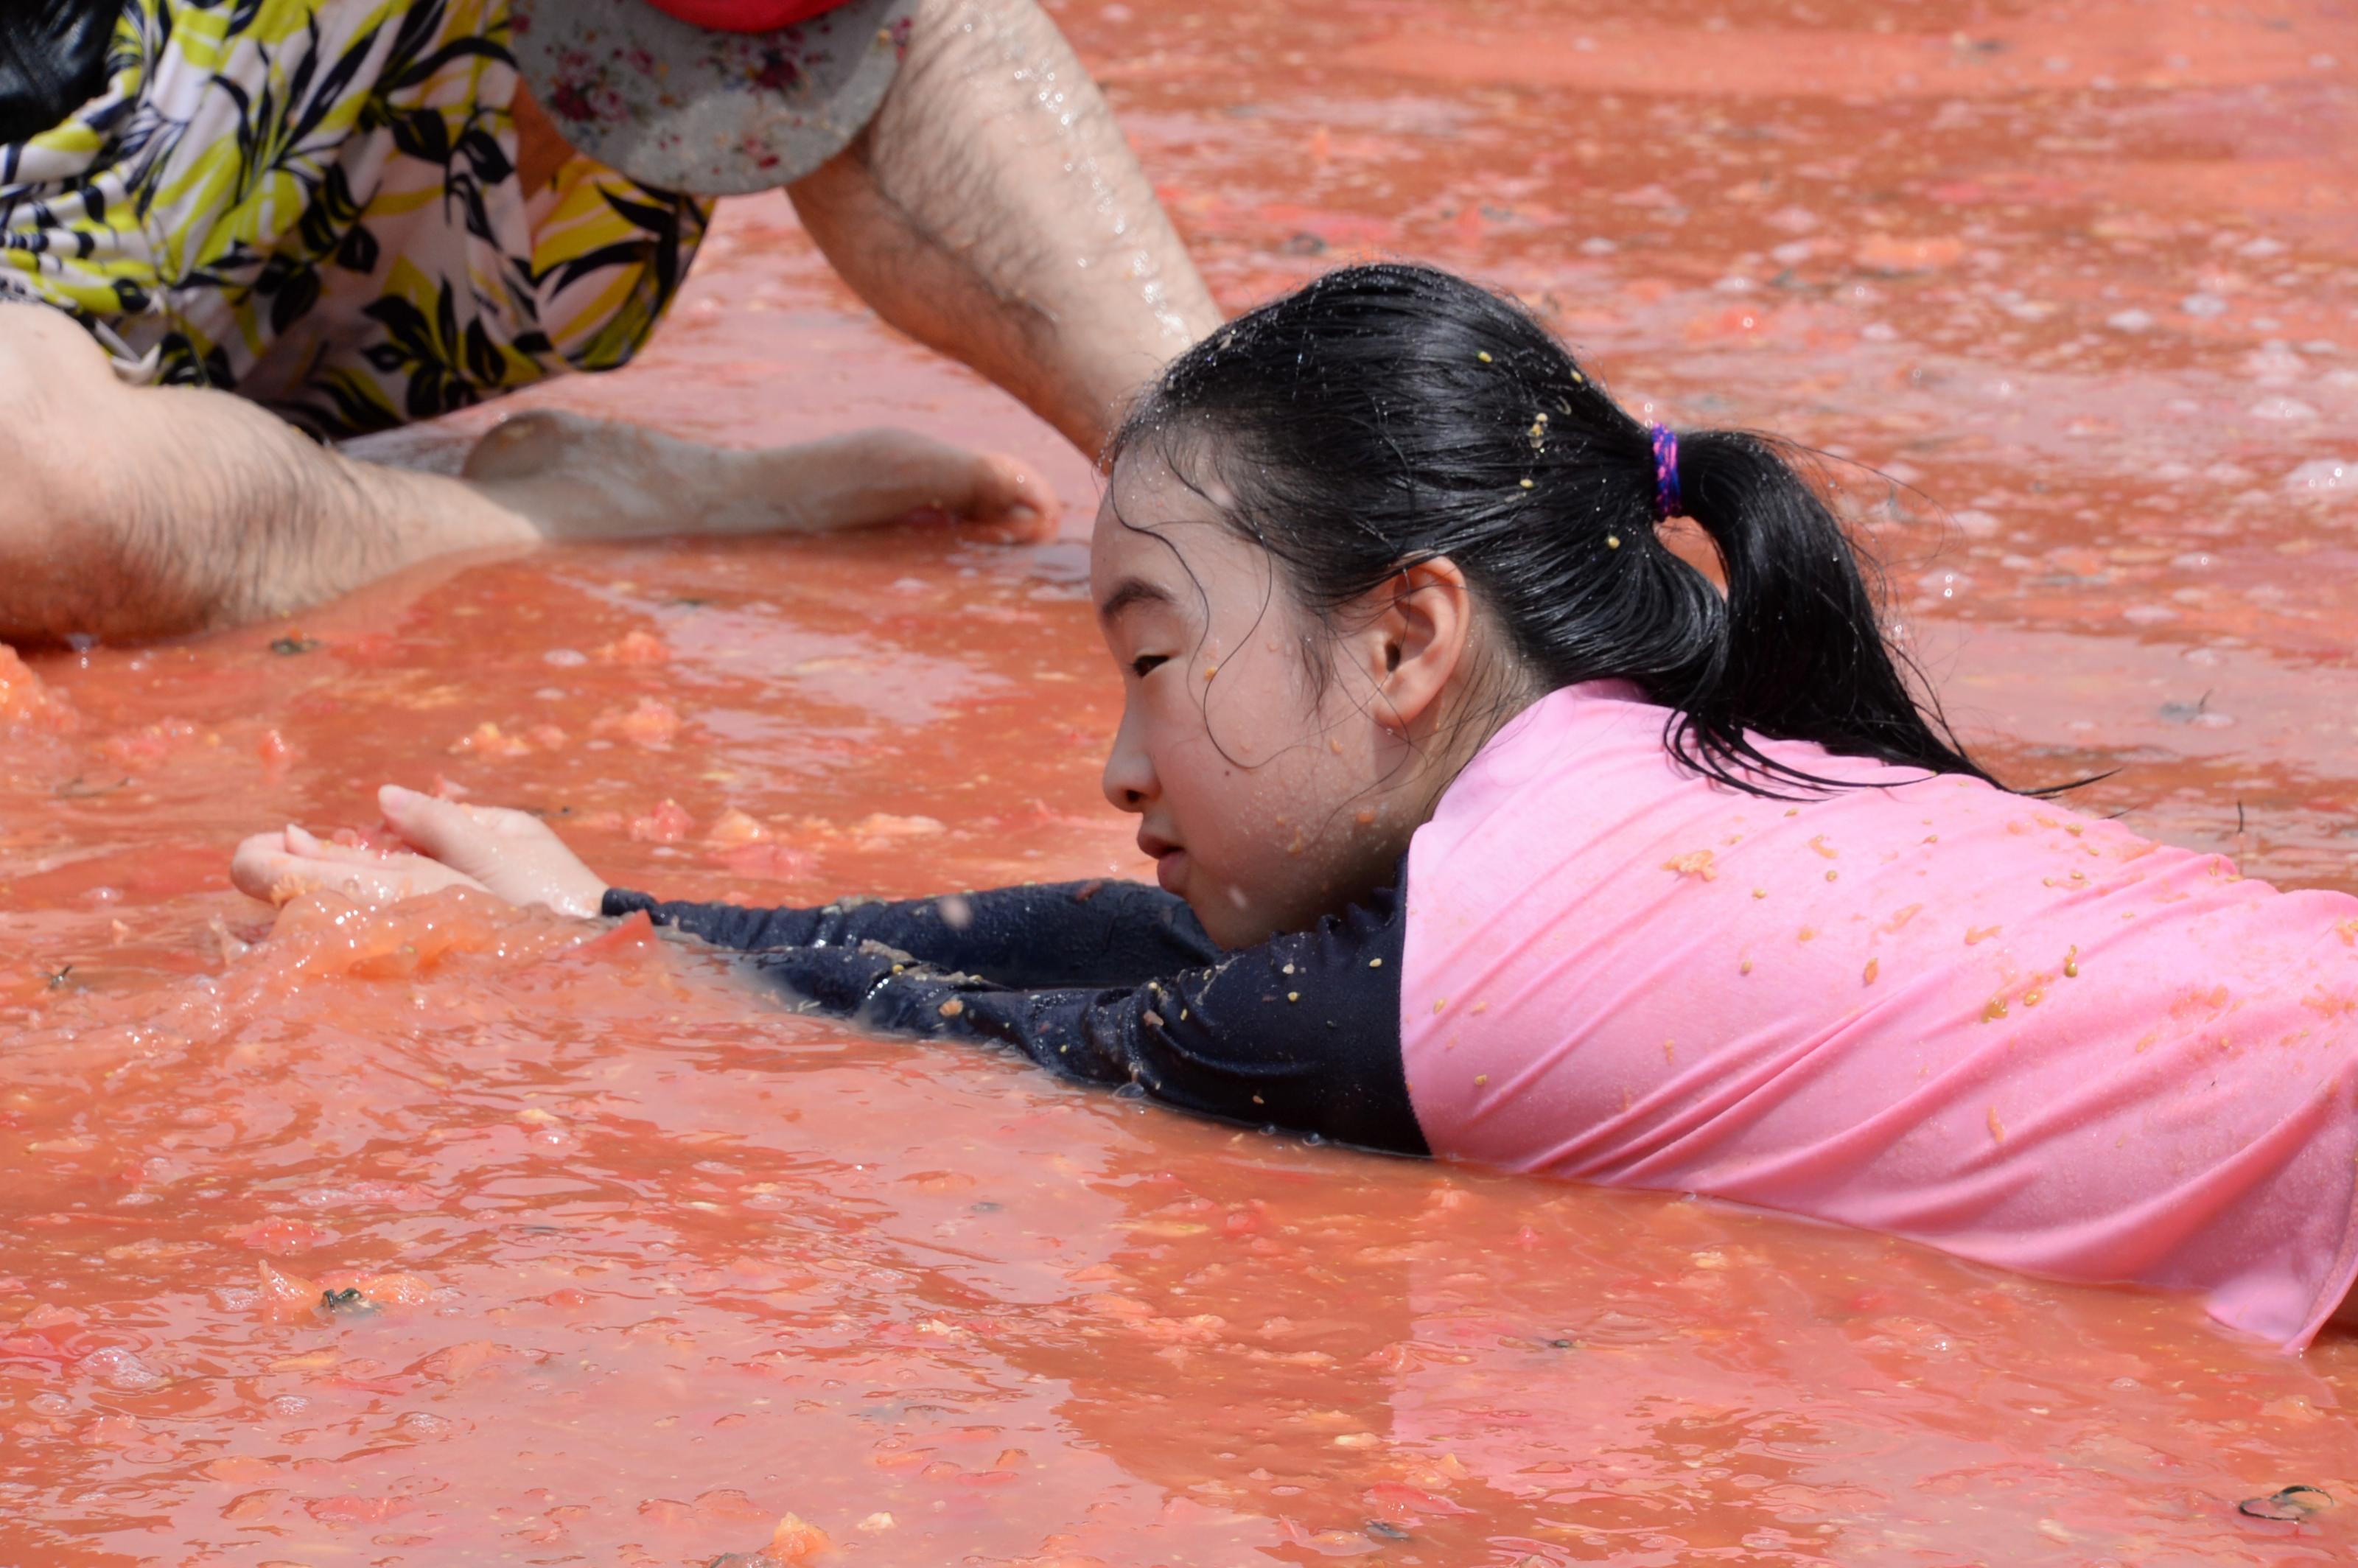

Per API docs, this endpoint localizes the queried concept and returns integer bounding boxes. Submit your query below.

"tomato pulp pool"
[7,0,2358,1562]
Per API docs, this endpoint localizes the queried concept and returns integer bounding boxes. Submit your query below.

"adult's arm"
[785,0,1223,453]
[608,879,1426,1154]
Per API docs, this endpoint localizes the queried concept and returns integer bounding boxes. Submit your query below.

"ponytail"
[1661,429,1994,791]
[1110,262,2005,800]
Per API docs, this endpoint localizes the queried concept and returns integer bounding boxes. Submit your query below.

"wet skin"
[1088,451,1494,949]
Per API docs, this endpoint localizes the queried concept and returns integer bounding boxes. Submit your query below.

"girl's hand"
[231,823,493,906]
[231,785,609,917]
[373,785,608,917]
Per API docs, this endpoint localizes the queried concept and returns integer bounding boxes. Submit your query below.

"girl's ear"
[1343,556,1474,733]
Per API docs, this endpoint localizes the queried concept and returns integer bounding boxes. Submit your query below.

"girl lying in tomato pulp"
[236,264,2358,1350]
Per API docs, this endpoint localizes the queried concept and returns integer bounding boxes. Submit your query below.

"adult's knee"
[0,304,151,642]
[0,304,122,541]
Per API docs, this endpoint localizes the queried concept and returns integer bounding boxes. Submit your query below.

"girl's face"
[1091,451,1466,949]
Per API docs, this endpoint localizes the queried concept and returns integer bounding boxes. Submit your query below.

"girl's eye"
[1130,654,1168,679]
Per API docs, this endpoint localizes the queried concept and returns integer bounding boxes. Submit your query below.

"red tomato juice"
[7,0,2358,1561]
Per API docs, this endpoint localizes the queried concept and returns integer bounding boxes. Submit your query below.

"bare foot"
[461,411,1059,544]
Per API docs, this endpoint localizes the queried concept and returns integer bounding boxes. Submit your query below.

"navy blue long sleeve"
[601,878,1223,990]
[602,879,1425,1155]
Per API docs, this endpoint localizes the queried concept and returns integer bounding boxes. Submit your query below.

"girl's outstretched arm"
[602,879,1219,991]
[230,788,1421,1150]
[236,785,1213,990]
[666,880,1425,1156]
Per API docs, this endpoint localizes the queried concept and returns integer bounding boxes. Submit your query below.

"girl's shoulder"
[1404,678,2311,968]
[1427,679,2015,844]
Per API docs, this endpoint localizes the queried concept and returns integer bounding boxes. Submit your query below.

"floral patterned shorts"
[0,0,713,439]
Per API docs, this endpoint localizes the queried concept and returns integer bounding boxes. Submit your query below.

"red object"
[637,0,847,31]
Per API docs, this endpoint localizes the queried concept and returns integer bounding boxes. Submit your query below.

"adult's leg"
[0,303,540,643]
[0,305,1052,644]
[786,0,1225,456]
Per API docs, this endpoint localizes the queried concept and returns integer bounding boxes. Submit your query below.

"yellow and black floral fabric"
[0,0,713,438]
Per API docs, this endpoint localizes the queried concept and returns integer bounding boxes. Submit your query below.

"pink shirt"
[1402,682,2358,1348]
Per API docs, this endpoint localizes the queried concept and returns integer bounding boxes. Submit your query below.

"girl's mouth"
[1154,847,1189,894]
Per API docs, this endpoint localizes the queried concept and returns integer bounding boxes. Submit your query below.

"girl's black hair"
[1107,262,2000,797]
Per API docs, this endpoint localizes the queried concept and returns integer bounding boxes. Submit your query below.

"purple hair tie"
[1648,424,1684,520]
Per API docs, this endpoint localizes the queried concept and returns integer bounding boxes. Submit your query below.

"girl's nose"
[1101,710,1157,813]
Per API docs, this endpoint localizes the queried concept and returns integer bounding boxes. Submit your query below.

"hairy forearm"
[788,0,1222,453]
